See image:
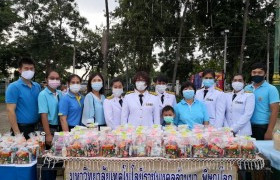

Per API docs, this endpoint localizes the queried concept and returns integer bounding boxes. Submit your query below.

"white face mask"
[232,82,244,92]
[156,84,167,94]
[69,84,81,93]
[21,70,35,80]
[135,81,147,91]
[112,88,123,98]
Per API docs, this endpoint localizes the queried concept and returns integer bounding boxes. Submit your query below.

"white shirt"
[156,91,177,124]
[224,89,255,135]
[121,90,160,127]
[103,95,122,129]
[195,86,226,128]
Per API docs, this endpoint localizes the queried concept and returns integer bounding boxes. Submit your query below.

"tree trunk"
[102,0,110,79]
[239,0,249,74]
[172,1,188,89]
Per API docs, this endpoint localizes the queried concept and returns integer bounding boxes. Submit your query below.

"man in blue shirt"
[6,58,41,139]
[245,63,280,140]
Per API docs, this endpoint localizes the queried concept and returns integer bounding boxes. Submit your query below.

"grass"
[0,95,5,103]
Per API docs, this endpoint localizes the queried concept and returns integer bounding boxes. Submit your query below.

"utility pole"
[222,29,229,91]
[72,28,77,74]
[273,0,280,89]
[267,33,270,83]
[239,0,249,74]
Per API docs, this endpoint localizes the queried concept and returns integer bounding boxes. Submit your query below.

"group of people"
[6,58,279,151]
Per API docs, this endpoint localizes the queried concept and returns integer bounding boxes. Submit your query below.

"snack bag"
[191,134,208,158]
[101,133,116,157]
[164,135,179,159]
[15,147,31,164]
[132,133,147,157]
[146,134,162,157]
[116,132,132,158]
[67,134,85,157]
[240,136,256,159]
[84,132,100,157]
[0,147,13,164]
[178,132,192,158]
[207,137,224,158]
[224,137,241,158]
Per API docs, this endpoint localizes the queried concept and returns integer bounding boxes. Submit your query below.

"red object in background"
[215,72,224,90]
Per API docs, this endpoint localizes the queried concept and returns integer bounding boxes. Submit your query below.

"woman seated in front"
[174,81,209,129]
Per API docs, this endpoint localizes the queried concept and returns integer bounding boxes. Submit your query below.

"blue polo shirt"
[174,99,209,129]
[58,92,84,126]
[245,81,280,125]
[38,87,63,125]
[5,78,41,124]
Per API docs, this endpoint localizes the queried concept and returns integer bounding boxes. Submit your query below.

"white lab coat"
[195,86,226,128]
[121,90,160,127]
[224,89,255,135]
[103,95,122,129]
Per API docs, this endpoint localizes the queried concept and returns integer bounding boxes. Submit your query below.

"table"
[255,140,280,170]
[0,160,37,180]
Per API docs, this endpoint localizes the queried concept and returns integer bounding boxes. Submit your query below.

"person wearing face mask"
[6,58,41,139]
[59,74,84,131]
[224,74,255,136]
[162,105,175,126]
[174,81,209,129]
[195,69,226,128]
[38,70,62,147]
[244,63,280,140]
[103,78,124,129]
[154,75,177,124]
[121,71,160,126]
[82,73,106,128]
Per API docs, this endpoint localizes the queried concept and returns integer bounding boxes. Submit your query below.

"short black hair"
[45,70,59,79]
[251,62,267,73]
[202,69,215,79]
[110,77,123,87]
[18,57,35,68]
[162,105,175,115]
[155,74,168,83]
[232,74,244,81]
[67,74,81,84]
[87,72,105,94]
[133,71,151,88]
[180,81,195,95]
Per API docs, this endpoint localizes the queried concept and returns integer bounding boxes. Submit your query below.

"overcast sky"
[76,0,119,30]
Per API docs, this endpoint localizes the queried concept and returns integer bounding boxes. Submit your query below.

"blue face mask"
[163,116,174,124]
[91,82,103,91]
[183,90,195,100]
[203,79,215,88]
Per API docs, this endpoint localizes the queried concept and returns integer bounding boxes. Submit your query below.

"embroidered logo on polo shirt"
[258,97,263,102]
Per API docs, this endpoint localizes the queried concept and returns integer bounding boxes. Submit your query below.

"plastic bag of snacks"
[116,132,132,158]
[101,133,116,157]
[51,132,70,157]
[177,124,189,132]
[84,132,100,157]
[67,135,86,157]
[207,137,224,158]
[224,137,241,158]
[273,130,280,151]
[15,147,31,164]
[178,132,192,158]
[240,136,256,159]
[0,147,13,164]
[192,124,205,134]
[132,132,147,157]
[191,134,208,158]
[146,134,162,157]
[163,135,179,159]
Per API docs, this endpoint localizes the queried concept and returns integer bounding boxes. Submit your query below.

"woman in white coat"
[224,74,255,136]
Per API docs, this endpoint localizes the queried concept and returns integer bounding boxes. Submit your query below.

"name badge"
[235,101,243,104]
[206,98,213,102]
[146,103,153,106]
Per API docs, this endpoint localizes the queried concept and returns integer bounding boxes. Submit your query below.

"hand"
[264,130,273,140]
[46,134,53,146]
